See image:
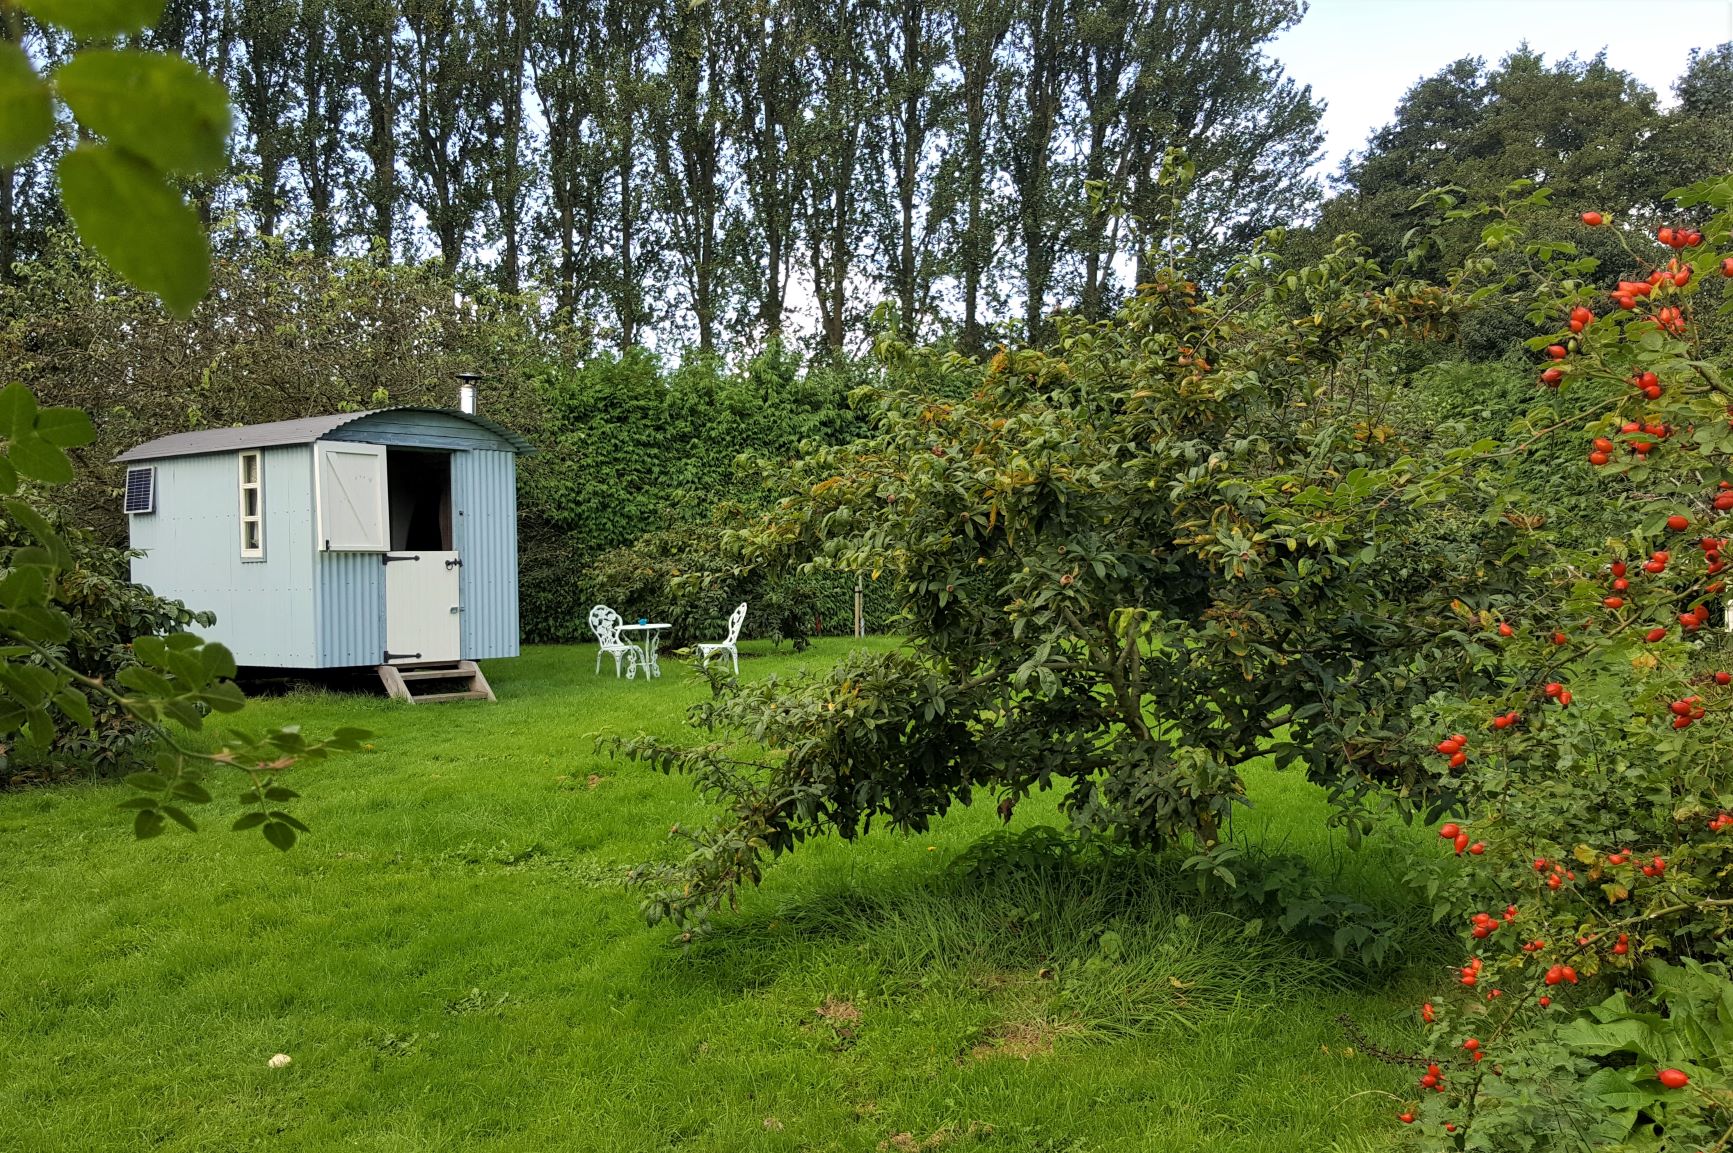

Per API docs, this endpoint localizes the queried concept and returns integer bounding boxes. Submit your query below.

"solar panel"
[123,465,155,514]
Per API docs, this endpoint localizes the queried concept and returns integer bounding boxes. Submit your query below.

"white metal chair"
[589,604,639,678]
[698,602,747,676]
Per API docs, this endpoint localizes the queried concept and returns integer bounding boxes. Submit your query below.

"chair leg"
[731,647,738,676]
[595,649,602,674]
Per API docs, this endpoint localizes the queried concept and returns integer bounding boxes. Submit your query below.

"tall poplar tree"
[233,0,298,238]
[867,0,949,336]
[529,0,605,324]
[402,0,490,273]
[798,0,873,352]
[335,0,402,261]
[651,0,737,351]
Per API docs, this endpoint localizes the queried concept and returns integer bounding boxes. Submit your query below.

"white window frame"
[238,450,264,559]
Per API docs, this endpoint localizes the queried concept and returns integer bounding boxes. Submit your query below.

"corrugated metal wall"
[129,446,319,666]
[314,552,385,666]
[453,448,520,659]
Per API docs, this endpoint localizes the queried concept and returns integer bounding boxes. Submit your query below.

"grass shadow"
[660,831,1448,1050]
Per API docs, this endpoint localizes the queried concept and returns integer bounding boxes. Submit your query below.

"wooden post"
[854,573,864,638]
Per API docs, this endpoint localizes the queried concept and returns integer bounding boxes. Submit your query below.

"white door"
[384,551,461,663]
[315,443,389,552]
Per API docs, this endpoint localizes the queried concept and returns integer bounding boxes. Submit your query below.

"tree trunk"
[492,0,530,293]
[1011,0,1070,346]
[952,0,1011,356]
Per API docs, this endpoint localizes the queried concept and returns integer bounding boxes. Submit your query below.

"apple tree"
[609,221,1551,930]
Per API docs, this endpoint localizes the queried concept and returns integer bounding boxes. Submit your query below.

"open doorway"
[387,449,452,550]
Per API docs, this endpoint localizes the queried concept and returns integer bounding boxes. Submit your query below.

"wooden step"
[377,661,496,703]
[399,664,475,682]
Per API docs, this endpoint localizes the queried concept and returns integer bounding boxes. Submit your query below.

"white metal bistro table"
[615,622,672,678]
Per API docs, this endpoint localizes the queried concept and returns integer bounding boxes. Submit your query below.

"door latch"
[445,557,463,569]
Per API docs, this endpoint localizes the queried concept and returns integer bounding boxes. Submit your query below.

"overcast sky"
[1271,0,1733,180]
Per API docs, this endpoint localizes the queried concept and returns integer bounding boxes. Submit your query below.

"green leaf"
[133,807,165,839]
[200,642,237,680]
[124,771,167,791]
[32,407,94,449]
[0,385,38,441]
[53,687,93,729]
[116,664,174,697]
[0,604,71,643]
[5,499,73,569]
[55,50,231,177]
[200,680,247,713]
[161,696,204,730]
[18,0,166,38]
[170,779,212,804]
[6,431,72,485]
[57,144,210,317]
[0,566,49,610]
[262,820,297,851]
[161,649,204,686]
[231,811,267,831]
[267,810,309,833]
[160,805,197,832]
[1582,1067,1649,1111]
[262,785,300,802]
[0,44,53,168]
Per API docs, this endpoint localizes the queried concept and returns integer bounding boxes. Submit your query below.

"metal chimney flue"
[455,371,483,415]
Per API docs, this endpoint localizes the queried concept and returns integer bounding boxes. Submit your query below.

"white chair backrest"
[590,604,622,645]
[724,602,747,643]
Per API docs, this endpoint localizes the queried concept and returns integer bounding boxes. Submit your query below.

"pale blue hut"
[116,407,532,702]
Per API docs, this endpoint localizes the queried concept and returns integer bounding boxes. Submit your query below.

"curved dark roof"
[114,406,534,462]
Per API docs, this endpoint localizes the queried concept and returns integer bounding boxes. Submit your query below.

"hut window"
[238,451,264,558]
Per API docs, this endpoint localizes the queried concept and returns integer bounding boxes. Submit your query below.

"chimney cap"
[454,370,487,383]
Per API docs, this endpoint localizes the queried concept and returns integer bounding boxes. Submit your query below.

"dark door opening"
[387,449,453,550]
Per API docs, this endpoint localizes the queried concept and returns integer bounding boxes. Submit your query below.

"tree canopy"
[4,0,1324,352]
[1305,48,1670,272]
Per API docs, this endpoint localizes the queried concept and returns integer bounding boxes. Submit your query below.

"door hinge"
[383,554,420,564]
[384,650,422,662]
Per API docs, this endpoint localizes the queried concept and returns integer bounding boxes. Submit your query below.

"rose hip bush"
[1398,178,1733,1148]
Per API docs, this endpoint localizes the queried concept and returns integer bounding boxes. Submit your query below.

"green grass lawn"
[0,639,1436,1152]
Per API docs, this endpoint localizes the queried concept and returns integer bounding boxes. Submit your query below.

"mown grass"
[0,638,1438,1152]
